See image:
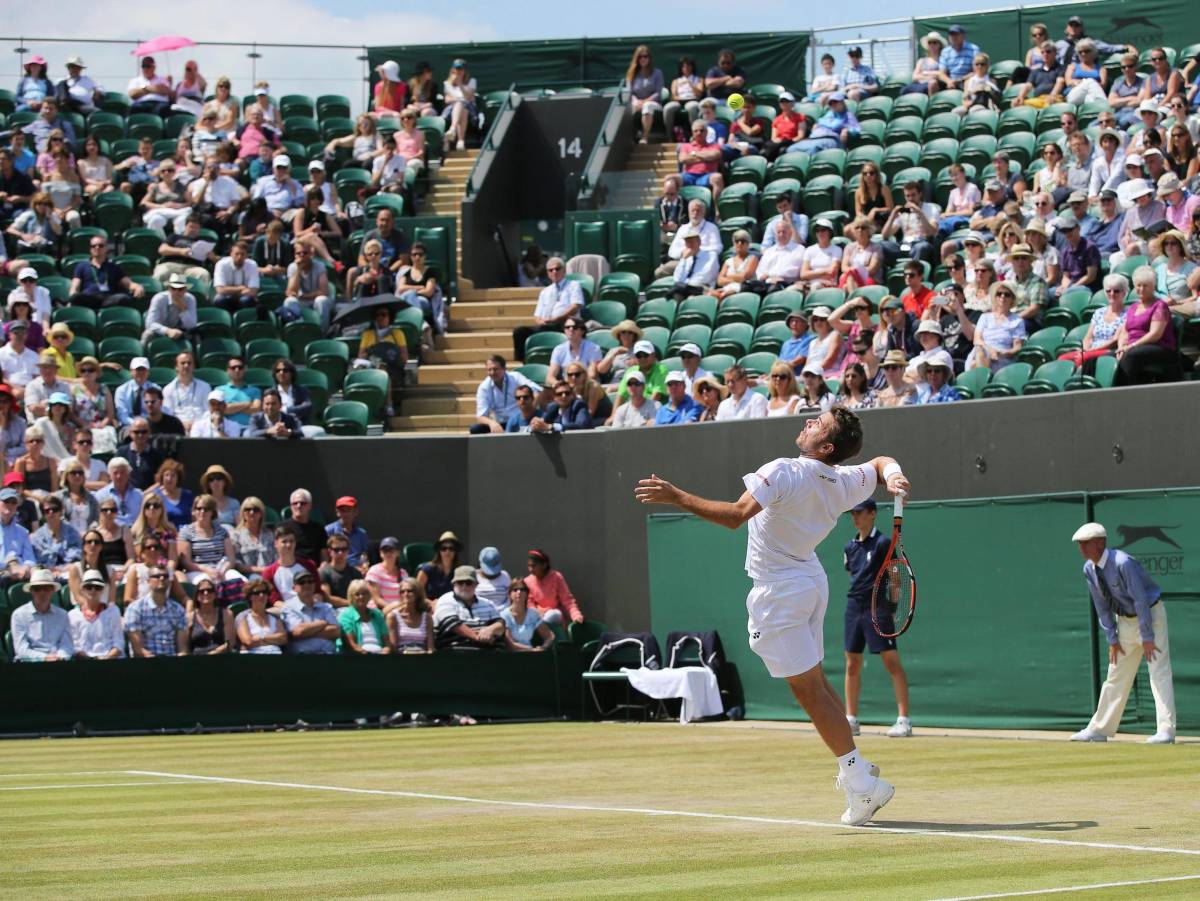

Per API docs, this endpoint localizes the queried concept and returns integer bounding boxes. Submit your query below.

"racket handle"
[894,491,906,518]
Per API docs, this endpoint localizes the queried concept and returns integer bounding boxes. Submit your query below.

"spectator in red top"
[261,524,321,606]
[372,60,408,117]
[677,120,725,203]
[523,548,583,625]
[763,91,807,161]
[899,261,934,317]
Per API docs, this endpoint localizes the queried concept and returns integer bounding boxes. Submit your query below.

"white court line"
[0,781,197,792]
[0,771,127,779]
[930,873,1200,900]
[127,770,1200,859]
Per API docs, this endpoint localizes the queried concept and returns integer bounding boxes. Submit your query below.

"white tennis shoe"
[846,715,860,736]
[1145,732,1175,744]
[834,762,880,793]
[840,776,895,826]
[887,716,912,738]
[1069,728,1107,742]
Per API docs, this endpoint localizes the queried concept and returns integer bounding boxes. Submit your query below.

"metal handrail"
[464,82,519,199]
[577,82,629,205]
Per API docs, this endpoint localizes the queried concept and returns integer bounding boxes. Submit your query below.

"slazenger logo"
[1117,523,1185,576]
[817,473,836,483]
[1112,16,1158,31]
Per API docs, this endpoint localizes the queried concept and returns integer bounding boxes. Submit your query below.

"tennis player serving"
[635,408,910,825]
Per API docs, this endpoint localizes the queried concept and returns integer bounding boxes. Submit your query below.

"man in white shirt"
[881,181,940,267]
[189,390,243,438]
[510,257,583,361]
[761,191,811,248]
[671,227,720,299]
[656,199,722,277]
[188,159,248,231]
[609,369,660,427]
[57,56,104,115]
[0,321,41,401]
[212,241,260,313]
[162,352,211,433]
[755,220,806,287]
[471,354,543,434]
[127,56,172,114]
[715,364,767,420]
[371,136,407,193]
[636,408,910,826]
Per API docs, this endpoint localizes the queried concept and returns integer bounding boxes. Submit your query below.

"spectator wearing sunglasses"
[511,257,583,361]
[0,484,37,587]
[115,418,164,491]
[530,380,592,433]
[130,492,178,562]
[433,564,512,650]
[547,317,602,384]
[124,534,187,607]
[125,565,189,657]
[319,535,355,608]
[31,495,81,580]
[69,568,125,659]
[1107,53,1144,129]
[188,576,235,655]
[236,576,287,655]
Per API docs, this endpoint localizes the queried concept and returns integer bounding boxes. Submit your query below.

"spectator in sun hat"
[474,546,512,609]
[692,373,727,421]
[654,370,702,426]
[1112,180,1166,268]
[143,272,198,345]
[1158,172,1200,231]
[413,531,460,601]
[875,349,916,407]
[23,350,70,420]
[905,32,946,96]
[908,350,958,405]
[1154,229,1197,303]
[1004,243,1047,325]
[68,567,124,659]
[609,369,660,428]
[324,495,368,569]
[524,548,584,625]
[372,59,408,117]
[905,319,946,375]
[10,567,74,661]
[778,309,814,375]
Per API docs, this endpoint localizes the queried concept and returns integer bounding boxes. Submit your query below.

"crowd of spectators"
[7,481,586,660]
[510,18,1199,415]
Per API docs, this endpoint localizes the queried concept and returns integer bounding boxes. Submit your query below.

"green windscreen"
[647,491,1199,732]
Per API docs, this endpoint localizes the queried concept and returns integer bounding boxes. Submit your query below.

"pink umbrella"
[131,35,196,57]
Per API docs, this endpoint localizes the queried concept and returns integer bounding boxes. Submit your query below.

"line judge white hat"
[1071,522,1107,542]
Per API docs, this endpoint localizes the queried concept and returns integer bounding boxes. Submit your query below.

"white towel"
[621,666,723,723]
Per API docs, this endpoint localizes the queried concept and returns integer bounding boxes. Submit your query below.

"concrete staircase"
[419,147,478,273]
[602,142,679,209]
[389,285,538,433]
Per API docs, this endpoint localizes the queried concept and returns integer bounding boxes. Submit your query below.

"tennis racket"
[871,492,916,638]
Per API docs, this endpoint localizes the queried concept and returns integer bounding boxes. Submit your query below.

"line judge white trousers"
[1086,603,1176,737]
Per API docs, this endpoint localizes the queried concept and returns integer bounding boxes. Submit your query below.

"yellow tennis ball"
[727,93,744,111]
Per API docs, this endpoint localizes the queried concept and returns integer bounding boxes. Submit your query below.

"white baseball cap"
[678,342,702,357]
[1071,522,1107,542]
[308,159,325,171]
[801,361,824,376]
[379,60,401,82]
[665,370,686,384]
[633,340,656,356]
[273,155,292,168]
[1127,179,1154,200]
[17,267,38,281]
[129,356,150,370]
[207,389,226,403]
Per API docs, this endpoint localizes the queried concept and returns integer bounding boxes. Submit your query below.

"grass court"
[1,721,1196,899]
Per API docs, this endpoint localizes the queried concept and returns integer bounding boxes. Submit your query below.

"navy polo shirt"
[844,528,891,604]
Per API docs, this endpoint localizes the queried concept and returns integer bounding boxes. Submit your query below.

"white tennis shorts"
[745,573,828,678]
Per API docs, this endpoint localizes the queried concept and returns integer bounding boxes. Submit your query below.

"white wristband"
[883,463,903,481]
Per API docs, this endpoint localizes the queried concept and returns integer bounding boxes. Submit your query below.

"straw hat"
[610,319,643,341]
[920,31,946,50]
[200,464,234,492]
[692,375,728,401]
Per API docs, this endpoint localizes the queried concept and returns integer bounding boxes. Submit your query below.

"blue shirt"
[841,64,878,88]
[762,212,811,248]
[325,521,369,567]
[1091,214,1125,256]
[1084,548,1161,645]
[654,394,702,425]
[0,517,36,566]
[281,597,340,653]
[501,606,543,646]
[252,175,304,213]
[124,596,187,656]
[72,260,127,296]
[505,409,540,433]
[31,522,82,568]
[113,378,160,428]
[780,334,816,374]
[11,602,74,661]
[94,484,144,528]
[939,42,981,81]
[910,383,960,404]
[23,116,77,152]
[221,383,262,427]
[844,528,891,602]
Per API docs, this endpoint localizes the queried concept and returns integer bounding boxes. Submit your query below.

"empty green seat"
[1022,359,1075,394]
[706,323,751,357]
[749,321,790,353]
[715,293,760,326]
[322,400,369,436]
[636,299,677,330]
[343,369,390,424]
[981,362,1032,397]
[954,367,991,399]
[524,331,567,365]
[666,324,712,356]
[675,296,718,328]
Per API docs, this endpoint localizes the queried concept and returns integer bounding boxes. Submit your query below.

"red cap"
[3,472,24,487]
[0,384,12,397]
[335,495,357,508]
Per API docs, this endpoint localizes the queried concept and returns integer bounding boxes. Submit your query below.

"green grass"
[0,723,1197,899]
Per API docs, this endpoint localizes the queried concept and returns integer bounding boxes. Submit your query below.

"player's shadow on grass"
[871,820,1098,833]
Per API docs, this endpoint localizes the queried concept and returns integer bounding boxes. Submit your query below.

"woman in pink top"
[366,536,410,611]
[394,111,426,173]
[1115,265,1181,385]
[372,61,408,117]
[523,548,584,625]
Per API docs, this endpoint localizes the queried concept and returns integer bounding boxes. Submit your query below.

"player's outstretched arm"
[867,456,911,498]
[634,475,762,530]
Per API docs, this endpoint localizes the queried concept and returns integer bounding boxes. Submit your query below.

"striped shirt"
[178,523,229,566]
[365,563,410,608]
[389,610,430,649]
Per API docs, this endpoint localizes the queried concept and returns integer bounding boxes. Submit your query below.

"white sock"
[837,749,874,792]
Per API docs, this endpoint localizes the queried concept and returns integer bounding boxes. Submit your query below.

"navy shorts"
[844,599,898,655]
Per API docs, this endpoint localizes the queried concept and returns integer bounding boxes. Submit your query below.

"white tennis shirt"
[743,456,877,582]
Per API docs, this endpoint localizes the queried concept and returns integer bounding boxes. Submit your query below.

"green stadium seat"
[757,290,805,324]
[195,307,234,340]
[666,324,712,356]
[848,285,889,311]
[719,217,759,251]
[68,336,97,358]
[39,275,70,304]
[571,221,609,259]
[881,142,921,180]
[305,339,350,391]
[768,155,809,184]
[246,338,291,370]
[989,59,1022,90]
[1015,326,1068,367]
[121,226,161,260]
[280,94,315,119]
[363,193,404,219]
[1022,359,1075,394]
[283,116,320,145]
[675,296,717,328]
[891,94,929,119]
[126,113,164,141]
[961,108,999,140]
[728,155,768,188]
[715,293,760,326]
[54,307,98,341]
[749,321,790,354]
[804,288,845,312]
[928,90,964,116]
[1093,354,1117,388]
[997,132,1035,168]
[737,351,779,376]
[164,113,195,139]
[1114,256,1148,279]
[643,276,675,301]
[514,363,549,387]
[802,174,843,217]
[705,323,751,357]
[343,369,390,424]
[86,111,125,142]
[808,149,846,179]
[564,273,595,305]
[98,336,144,367]
[401,542,435,575]
[19,254,57,278]
[845,145,883,180]
[197,337,241,369]
[613,219,656,286]
[700,354,736,377]
[958,135,998,172]
[883,116,923,146]
[238,318,281,345]
[716,182,758,221]
[855,96,893,122]
[891,166,932,192]
[146,336,191,368]
[597,272,640,317]
[317,94,352,121]
[113,253,151,277]
[524,331,567,365]
[954,366,991,399]
[322,400,369,436]
[849,119,885,148]
[333,168,371,206]
[585,301,629,331]
[1044,287,1092,329]
[640,326,669,358]
[981,362,1032,397]
[919,139,959,178]
[998,106,1036,136]
[98,307,143,339]
[922,113,962,142]
[636,299,677,330]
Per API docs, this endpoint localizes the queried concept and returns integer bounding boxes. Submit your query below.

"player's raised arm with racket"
[635,409,910,827]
